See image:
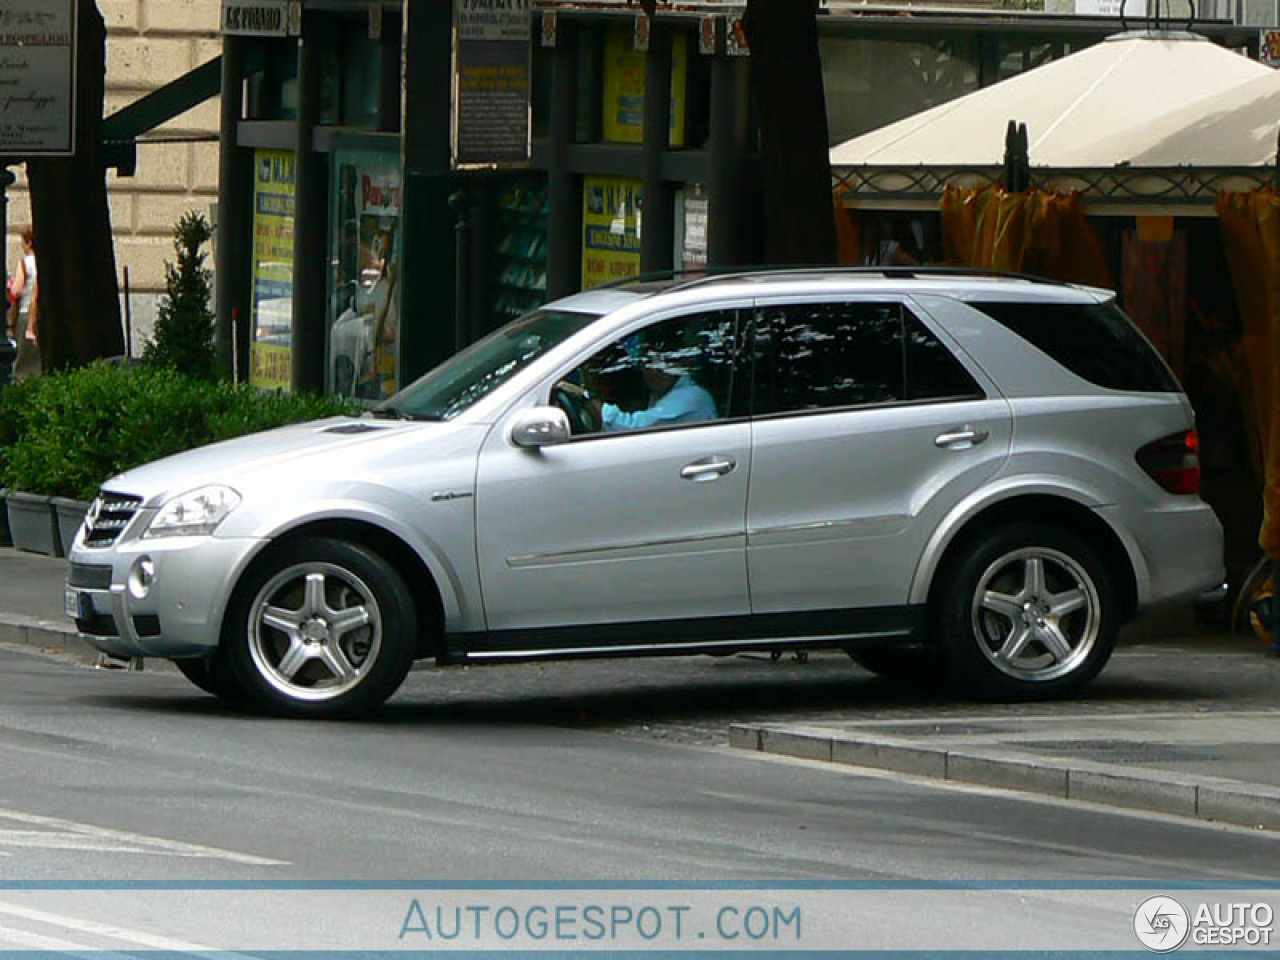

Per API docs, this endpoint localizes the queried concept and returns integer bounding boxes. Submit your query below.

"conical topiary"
[144,211,215,379]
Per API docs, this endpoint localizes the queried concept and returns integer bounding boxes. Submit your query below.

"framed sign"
[221,0,299,37]
[452,0,532,169]
[0,0,77,156]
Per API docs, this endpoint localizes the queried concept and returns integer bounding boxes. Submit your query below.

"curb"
[0,612,98,661]
[730,723,1280,832]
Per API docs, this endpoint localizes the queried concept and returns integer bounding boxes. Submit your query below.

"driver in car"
[559,335,718,433]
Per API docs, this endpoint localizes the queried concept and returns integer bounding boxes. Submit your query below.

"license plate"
[64,588,89,620]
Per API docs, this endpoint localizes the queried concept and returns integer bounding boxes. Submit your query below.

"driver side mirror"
[511,406,571,448]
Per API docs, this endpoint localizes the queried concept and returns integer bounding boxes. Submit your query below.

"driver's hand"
[557,380,586,399]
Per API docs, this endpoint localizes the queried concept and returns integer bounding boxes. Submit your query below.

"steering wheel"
[552,383,598,435]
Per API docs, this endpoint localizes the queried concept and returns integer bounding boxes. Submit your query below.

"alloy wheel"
[247,561,383,702]
[969,546,1100,683]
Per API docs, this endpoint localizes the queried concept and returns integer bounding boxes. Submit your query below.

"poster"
[676,183,708,272]
[328,146,402,401]
[249,149,295,390]
[582,176,642,290]
[0,0,76,155]
[453,0,531,168]
[602,27,687,146]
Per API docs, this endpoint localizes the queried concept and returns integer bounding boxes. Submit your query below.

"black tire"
[846,644,948,683]
[223,537,417,719]
[932,521,1119,699]
[174,653,246,701]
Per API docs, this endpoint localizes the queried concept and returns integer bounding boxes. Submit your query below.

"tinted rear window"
[969,300,1180,393]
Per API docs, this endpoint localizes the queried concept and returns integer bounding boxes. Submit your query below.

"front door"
[474,307,753,638]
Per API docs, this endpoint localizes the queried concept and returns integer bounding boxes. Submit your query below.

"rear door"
[745,296,1012,614]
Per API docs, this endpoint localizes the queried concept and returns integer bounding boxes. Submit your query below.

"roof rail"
[590,264,1066,295]
[666,265,1061,293]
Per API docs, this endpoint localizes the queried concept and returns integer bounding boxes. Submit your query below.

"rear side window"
[969,299,1180,393]
[751,301,983,415]
[753,301,904,415]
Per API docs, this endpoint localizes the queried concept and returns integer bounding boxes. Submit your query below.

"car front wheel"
[224,537,417,719]
[934,522,1119,699]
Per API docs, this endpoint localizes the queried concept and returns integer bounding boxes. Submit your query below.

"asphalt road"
[1,642,1278,886]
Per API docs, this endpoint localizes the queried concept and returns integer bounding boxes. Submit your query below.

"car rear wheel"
[934,522,1118,699]
[224,537,417,719]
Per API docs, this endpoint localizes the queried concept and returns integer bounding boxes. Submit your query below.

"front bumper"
[68,533,267,659]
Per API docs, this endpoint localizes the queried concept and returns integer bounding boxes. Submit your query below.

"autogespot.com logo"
[1134,896,1191,952]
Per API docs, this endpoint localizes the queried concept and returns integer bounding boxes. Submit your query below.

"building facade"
[6,0,222,353]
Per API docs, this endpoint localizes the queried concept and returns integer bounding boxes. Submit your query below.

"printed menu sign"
[0,0,76,156]
[453,0,531,168]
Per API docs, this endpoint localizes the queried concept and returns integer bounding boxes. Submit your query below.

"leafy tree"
[144,212,216,379]
[26,0,124,371]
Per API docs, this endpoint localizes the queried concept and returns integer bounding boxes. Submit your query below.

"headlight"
[143,485,241,539]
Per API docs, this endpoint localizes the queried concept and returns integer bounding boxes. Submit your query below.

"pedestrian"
[6,225,41,382]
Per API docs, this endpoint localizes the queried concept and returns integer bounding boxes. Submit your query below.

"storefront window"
[820,36,979,144]
[327,140,402,401]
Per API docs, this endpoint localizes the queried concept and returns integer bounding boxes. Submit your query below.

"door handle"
[934,426,989,449]
[680,456,737,481]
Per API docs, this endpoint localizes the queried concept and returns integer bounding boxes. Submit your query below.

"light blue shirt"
[602,374,718,432]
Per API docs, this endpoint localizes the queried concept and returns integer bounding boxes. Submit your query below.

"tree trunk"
[26,0,123,371]
[741,0,836,266]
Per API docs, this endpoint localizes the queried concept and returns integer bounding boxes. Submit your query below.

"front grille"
[68,562,112,589]
[82,492,143,547]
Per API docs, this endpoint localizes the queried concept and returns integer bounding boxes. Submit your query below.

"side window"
[754,301,905,415]
[554,310,742,436]
[905,314,984,401]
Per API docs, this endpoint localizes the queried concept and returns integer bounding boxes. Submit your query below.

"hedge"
[0,363,360,501]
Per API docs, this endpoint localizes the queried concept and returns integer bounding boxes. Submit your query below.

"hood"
[104,416,476,506]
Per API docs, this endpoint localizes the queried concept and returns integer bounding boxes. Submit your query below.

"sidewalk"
[5,545,1280,830]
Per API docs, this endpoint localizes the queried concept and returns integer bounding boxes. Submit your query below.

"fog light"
[128,556,156,599]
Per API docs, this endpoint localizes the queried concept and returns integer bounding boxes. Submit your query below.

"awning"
[1082,68,1280,168]
[829,31,1271,171]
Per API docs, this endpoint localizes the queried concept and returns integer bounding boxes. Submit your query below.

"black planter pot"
[51,497,91,557]
[0,488,11,548]
[6,491,62,557]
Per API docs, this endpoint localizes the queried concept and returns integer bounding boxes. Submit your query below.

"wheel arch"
[912,492,1140,622]
[223,518,447,660]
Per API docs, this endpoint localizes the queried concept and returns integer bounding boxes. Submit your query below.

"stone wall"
[5,0,222,354]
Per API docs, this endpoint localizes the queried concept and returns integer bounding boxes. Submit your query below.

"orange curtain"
[940,185,1112,289]
[832,185,862,265]
[1216,189,1280,556]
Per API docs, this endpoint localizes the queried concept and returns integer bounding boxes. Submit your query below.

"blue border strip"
[0,881,1279,891]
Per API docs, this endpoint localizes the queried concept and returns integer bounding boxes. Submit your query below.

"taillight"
[1136,429,1200,494]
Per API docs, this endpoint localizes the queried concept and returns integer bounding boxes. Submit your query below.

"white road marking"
[0,805,286,865]
[0,920,105,953]
[0,901,220,953]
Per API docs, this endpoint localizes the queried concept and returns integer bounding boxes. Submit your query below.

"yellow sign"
[582,176,642,290]
[602,27,686,147]
[250,148,296,390]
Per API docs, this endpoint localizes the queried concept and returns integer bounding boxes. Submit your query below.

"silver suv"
[66,269,1224,718]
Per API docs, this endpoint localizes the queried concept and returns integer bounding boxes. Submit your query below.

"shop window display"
[327,143,402,401]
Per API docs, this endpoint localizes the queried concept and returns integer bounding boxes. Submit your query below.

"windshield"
[374,309,600,421]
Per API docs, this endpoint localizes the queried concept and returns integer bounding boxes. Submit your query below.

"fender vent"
[322,423,386,435]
